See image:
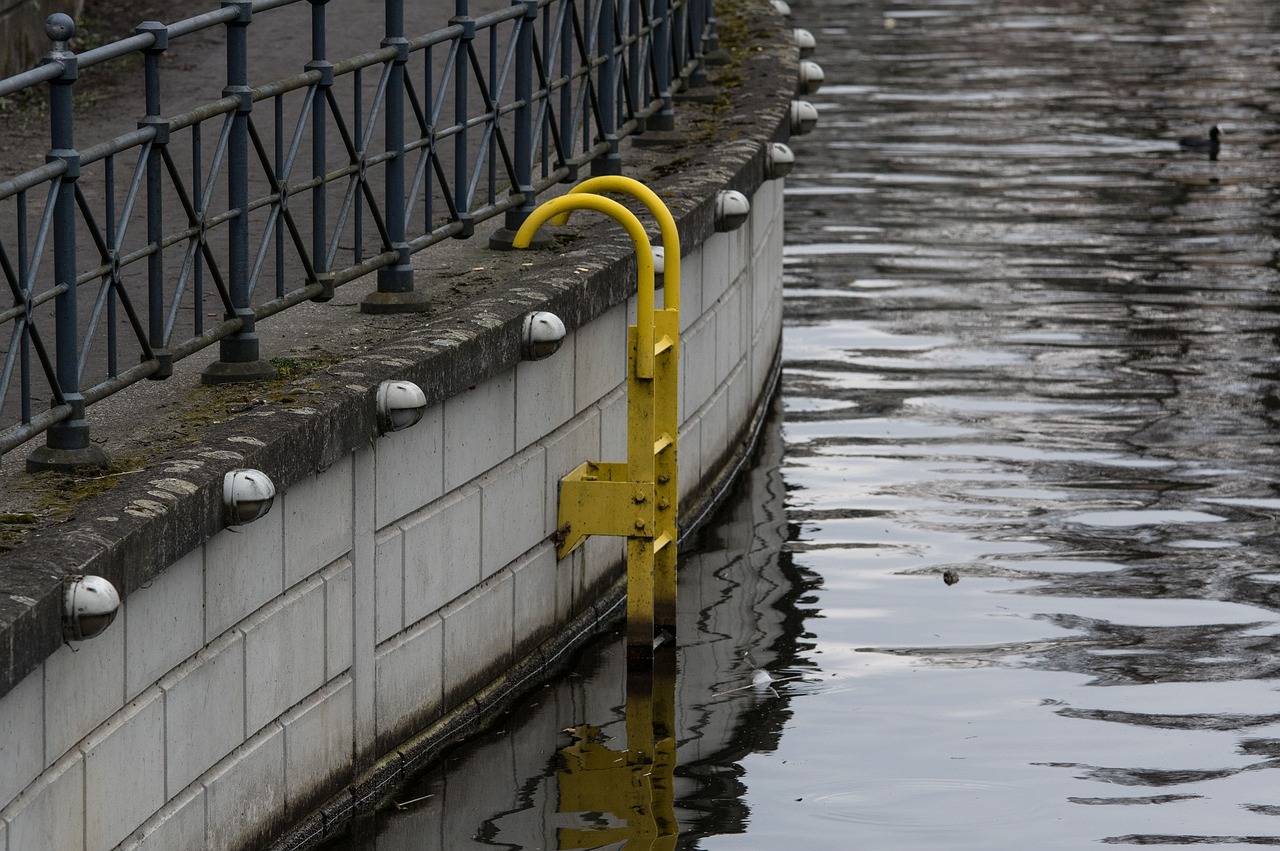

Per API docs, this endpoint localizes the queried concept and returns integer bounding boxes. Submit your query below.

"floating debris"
[393,793,433,811]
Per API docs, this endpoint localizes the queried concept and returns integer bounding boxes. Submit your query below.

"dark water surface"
[322,0,1280,847]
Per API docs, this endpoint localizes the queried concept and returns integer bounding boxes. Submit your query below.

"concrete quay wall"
[0,7,798,851]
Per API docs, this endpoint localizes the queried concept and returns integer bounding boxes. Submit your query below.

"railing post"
[651,0,674,130]
[591,0,621,176]
[558,0,577,183]
[137,21,172,380]
[627,0,643,133]
[27,15,109,473]
[489,0,551,249]
[671,0,687,84]
[701,0,730,71]
[687,0,708,87]
[361,0,431,312]
[308,0,335,302]
[203,0,277,383]
[452,0,475,238]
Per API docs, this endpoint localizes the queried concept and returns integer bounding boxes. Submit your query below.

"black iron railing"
[0,0,718,469]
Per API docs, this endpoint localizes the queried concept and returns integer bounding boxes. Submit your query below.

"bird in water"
[1178,124,1223,153]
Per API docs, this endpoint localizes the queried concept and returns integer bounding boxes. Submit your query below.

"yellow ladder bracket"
[556,461,655,557]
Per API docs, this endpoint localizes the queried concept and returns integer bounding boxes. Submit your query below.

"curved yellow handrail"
[513,194,656,379]
[547,176,680,313]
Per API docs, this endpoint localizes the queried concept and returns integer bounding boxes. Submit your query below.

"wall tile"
[715,283,745,388]
[441,574,513,705]
[126,548,203,701]
[511,544,562,653]
[700,387,730,477]
[515,333,576,451]
[118,785,205,851]
[402,488,481,624]
[681,315,717,417]
[44,616,125,765]
[573,304,627,410]
[203,726,284,851]
[576,535,625,613]
[480,449,546,578]
[242,578,326,735]
[598,386,627,464]
[161,631,245,796]
[281,677,353,816]
[374,527,404,643]
[204,505,284,642]
[2,751,84,851]
[0,666,42,809]
[677,415,703,505]
[82,691,165,851]
[375,406,443,528]
[701,231,731,307]
[374,616,443,751]
[323,558,353,679]
[443,371,515,491]
[284,456,354,587]
[679,243,705,334]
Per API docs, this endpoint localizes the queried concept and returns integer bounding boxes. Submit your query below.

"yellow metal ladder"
[514,176,681,659]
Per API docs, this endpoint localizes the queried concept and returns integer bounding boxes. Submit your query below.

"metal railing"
[0,0,719,470]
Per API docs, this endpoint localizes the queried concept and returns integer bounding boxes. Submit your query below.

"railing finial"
[44,13,75,55]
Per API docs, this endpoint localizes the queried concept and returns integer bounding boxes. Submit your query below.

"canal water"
[318,0,1280,847]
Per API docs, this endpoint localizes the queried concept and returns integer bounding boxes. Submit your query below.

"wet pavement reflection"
[319,0,1280,847]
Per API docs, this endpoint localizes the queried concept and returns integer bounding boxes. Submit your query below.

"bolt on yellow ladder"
[514,177,680,659]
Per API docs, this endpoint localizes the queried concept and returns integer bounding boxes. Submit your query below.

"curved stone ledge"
[0,2,799,849]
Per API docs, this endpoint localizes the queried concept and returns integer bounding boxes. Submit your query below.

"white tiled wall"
[374,406,444,528]
[83,690,165,850]
[280,677,354,814]
[203,726,285,851]
[442,370,516,491]
[124,548,204,702]
[204,505,284,642]
[374,615,443,752]
[161,631,245,798]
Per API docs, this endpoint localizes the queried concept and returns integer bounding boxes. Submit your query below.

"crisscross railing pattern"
[0,0,719,470]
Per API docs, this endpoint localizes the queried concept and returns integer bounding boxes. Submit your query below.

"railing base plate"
[200,359,279,385]
[26,443,109,474]
[488,226,554,251]
[359,289,434,314]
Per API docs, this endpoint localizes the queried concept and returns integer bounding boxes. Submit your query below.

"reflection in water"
[555,653,678,850]
[775,0,1280,845]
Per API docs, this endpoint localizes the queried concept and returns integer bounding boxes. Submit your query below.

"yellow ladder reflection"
[555,648,679,850]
